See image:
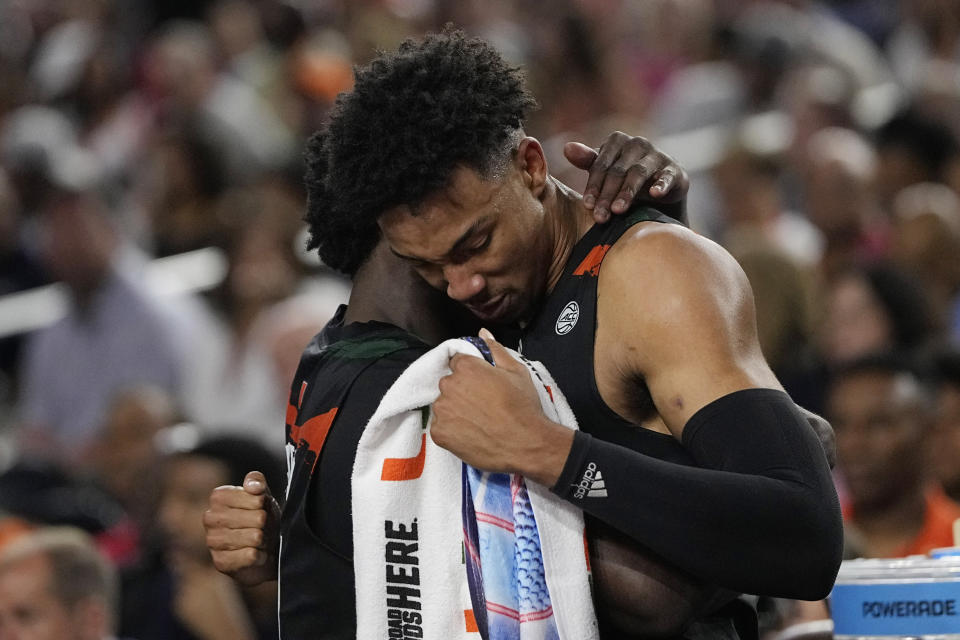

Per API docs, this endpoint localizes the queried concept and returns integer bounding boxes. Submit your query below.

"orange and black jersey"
[279,305,428,639]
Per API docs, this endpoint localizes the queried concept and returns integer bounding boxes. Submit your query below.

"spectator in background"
[932,349,960,503]
[16,148,185,462]
[0,168,46,298]
[143,20,294,182]
[0,459,137,569]
[139,122,230,257]
[775,61,857,212]
[177,177,347,451]
[0,167,47,412]
[819,263,934,368]
[785,261,934,415]
[802,127,886,278]
[713,138,823,269]
[0,514,33,556]
[121,433,284,640]
[648,0,744,136]
[710,134,826,381]
[287,26,355,133]
[887,0,960,101]
[828,352,960,558]
[0,526,119,640]
[874,109,960,214]
[731,247,816,380]
[207,0,290,111]
[85,386,179,538]
[890,182,960,339]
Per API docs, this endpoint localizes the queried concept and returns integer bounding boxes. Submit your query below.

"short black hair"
[859,263,934,351]
[833,262,934,354]
[830,350,935,413]
[875,108,960,180]
[303,128,380,276]
[303,29,537,275]
[832,350,925,382]
[933,349,960,388]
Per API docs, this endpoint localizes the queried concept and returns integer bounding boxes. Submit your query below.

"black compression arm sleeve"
[552,388,843,600]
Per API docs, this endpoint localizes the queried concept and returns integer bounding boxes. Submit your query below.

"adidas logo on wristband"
[573,462,607,499]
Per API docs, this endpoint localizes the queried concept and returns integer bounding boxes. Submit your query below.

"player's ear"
[517,137,548,198]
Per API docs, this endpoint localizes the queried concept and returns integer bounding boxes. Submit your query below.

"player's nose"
[444,265,485,302]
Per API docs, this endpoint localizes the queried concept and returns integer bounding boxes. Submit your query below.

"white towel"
[352,338,598,640]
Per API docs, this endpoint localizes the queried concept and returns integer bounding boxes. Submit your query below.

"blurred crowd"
[0,0,959,638]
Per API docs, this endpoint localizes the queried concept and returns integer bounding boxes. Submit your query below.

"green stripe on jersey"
[327,336,421,360]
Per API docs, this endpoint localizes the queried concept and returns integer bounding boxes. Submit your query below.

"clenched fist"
[204,471,280,586]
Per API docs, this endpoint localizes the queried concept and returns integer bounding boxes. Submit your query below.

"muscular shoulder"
[595,221,775,430]
[599,221,753,329]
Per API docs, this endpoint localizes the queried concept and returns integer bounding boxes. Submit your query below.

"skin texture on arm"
[594,221,782,439]
[590,227,842,598]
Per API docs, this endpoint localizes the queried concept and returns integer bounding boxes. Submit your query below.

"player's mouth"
[467,293,508,321]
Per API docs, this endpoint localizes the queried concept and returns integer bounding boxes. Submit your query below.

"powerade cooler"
[831,555,960,639]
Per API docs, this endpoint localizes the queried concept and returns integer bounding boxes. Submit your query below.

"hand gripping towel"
[352,337,598,640]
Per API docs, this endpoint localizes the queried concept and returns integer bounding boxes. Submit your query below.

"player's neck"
[346,242,453,344]
[541,176,595,294]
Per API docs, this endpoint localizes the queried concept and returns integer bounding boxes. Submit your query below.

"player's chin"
[466,293,514,323]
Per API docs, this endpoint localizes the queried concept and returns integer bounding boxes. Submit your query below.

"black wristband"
[551,430,593,497]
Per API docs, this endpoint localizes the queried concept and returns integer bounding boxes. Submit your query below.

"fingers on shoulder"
[563,141,598,170]
[584,132,631,193]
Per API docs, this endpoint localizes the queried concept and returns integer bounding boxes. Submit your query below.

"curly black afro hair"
[303,127,381,276]
[304,29,537,276]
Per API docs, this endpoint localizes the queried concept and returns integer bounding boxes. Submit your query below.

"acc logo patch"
[555,301,580,335]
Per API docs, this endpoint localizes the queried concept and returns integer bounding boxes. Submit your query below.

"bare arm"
[596,222,781,438]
